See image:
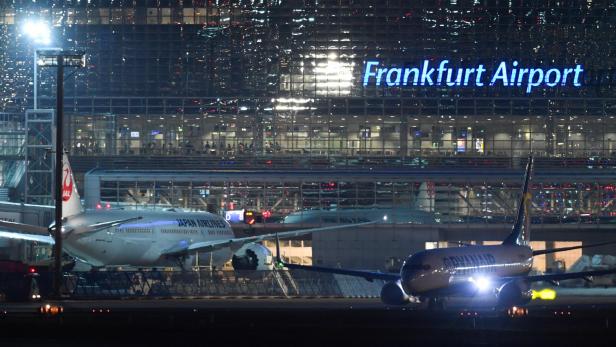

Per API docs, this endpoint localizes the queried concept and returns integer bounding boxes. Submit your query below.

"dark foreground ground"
[2,294,616,346]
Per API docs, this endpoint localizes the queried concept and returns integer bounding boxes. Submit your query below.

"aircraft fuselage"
[62,210,235,267]
[400,245,533,295]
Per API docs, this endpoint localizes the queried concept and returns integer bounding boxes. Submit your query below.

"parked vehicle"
[0,260,40,302]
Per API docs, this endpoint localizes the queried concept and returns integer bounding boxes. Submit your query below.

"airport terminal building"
[0,1,614,158]
[1,1,616,270]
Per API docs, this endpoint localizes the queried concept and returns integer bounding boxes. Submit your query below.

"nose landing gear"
[425,297,447,310]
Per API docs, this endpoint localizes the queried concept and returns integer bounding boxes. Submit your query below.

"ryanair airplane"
[275,156,616,309]
[0,154,373,270]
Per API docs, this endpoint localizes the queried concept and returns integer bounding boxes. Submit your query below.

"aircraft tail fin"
[502,155,533,246]
[415,182,434,212]
[61,152,83,218]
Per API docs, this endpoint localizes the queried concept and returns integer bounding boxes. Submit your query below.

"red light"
[96,203,102,209]
[262,210,271,219]
[28,267,37,273]
[105,203,111,209]
[244,210,256,225]
[322,181,337,191]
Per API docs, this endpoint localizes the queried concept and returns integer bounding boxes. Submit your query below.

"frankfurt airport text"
[363,60,584,92]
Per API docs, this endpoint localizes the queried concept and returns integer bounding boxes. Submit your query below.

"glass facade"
[91,172,616,225]
[0,1,615,160]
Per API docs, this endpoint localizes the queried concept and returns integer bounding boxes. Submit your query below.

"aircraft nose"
[400,267,419,294]
[399,253,428,293]
[401,266,421,282]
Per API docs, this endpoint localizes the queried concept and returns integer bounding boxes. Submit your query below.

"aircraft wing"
[0,220,54,244]
[503,268,616,283]
[0,230,54,244]
[260,228,399,282]
[67,216,145,236]
[532,241,616,256]
[279,261,400,282]
[161,221,377,257]
[0,220,49,234]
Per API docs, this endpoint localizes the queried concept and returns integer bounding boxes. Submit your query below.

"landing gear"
[171,256,185,271]
[174,255,193,271]
[424,297,447,310]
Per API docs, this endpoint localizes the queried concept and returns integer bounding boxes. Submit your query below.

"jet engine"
[496,280,532,308]
[231,243,273,270]
[380,280,411,305]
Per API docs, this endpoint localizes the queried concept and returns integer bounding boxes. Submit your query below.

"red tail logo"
[62,166,73,202]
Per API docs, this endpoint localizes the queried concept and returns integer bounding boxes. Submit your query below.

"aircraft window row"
[455,265,497,275]
[161,229,199,235]
[117,228,151,233]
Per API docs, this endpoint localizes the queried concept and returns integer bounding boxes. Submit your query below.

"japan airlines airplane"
[275,156,616,309]
[0,154,373,270]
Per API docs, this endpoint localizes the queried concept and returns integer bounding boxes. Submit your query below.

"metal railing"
[35,269,385,300]
[70,154,616,172]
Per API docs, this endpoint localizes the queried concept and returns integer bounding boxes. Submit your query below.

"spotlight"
[22,19,52,45]
[471,276,492,292]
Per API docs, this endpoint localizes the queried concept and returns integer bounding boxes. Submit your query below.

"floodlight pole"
[37,49,85,299]
[52,55,64,299]
[33,50,37,109]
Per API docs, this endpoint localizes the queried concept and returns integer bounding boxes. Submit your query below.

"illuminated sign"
[225,210,245,223]
[456,138,466,153]
[475,138,484,154]
[362,60,583,93]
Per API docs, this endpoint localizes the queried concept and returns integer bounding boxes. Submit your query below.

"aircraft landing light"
[471,276,493,292]
[531,288,557,300]
[507,306,528,318]
[40,303,63,315]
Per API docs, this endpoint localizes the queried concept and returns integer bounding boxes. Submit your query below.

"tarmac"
[2,290,616,346]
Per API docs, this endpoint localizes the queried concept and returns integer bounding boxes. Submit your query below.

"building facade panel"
[0,1,615,159]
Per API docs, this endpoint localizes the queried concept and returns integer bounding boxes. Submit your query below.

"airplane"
[282,182,460,225]
[0,154,374,270]
[274,156,616,309]
[281,206,439,224]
